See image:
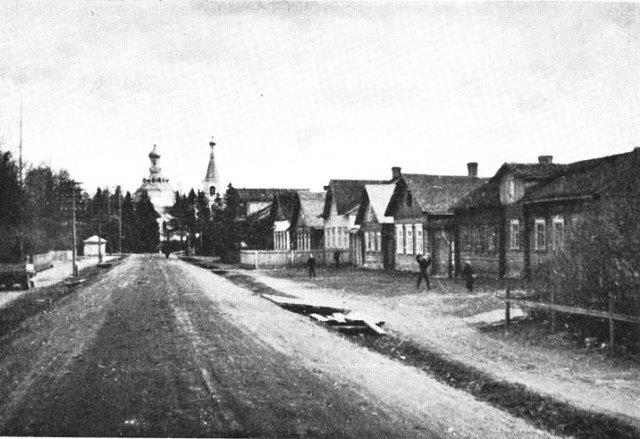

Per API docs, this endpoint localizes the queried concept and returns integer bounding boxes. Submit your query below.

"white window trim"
[509,219,520,250]
[396,225,403,254]
[552,216,565,251]
[375,231,382,252]
[415,224,423,255]
[534,218,546,251]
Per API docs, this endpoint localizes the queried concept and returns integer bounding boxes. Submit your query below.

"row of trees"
[166,184,241,259]
[0,147,159,260]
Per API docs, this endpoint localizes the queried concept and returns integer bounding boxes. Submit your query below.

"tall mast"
[18,98,23,186]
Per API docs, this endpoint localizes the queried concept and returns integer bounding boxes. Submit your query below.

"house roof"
[395,174,489,214]
[297,191,325,228]
[236,188,308,203]
[273,191,300,222]
[453,162,566,211]
[83,235,107,243]
[363,184,396,223]
[322,179,386,218]
[522,149,640,203]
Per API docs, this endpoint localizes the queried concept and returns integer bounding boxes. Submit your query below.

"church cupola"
[203,137,220,200]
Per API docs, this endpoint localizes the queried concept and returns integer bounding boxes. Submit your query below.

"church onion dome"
[149,144,160,159]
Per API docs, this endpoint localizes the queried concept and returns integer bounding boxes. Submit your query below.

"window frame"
[509,219,520,250]
[552,216,565,251]
[396,225,403,254]
[534,218,546,251]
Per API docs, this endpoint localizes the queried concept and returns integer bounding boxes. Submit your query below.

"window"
[534,218,546,251]
[462,226,471,253]
[486,225,496,252]
[365,231,372,252]
[396,225,403,254]
[509,219,520,250]
[343,227,349,248]
[507,177,515,202]
[552,216,565,251]
[415,224,423,255]
[376,231,382,252]
[405,225,414,254]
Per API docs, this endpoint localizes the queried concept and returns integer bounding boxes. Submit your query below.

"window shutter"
[405,225,413,254]
[396,225,403,254]
[376,231,382,252]
[415,224,423,255]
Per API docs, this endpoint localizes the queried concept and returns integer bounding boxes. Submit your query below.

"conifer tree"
[133,190,159,252]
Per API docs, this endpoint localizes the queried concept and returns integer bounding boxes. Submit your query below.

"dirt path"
[0,254,551,438]
[241,267,640,428]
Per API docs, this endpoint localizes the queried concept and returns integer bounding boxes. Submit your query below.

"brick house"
[354,184,396,269]
[453,156,567,277]
[322,179,386,265]
[385,165,487,275]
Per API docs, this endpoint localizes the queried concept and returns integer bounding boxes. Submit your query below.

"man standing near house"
[307,254,316,278]
[462,261,475,293]
[416,252,431,290]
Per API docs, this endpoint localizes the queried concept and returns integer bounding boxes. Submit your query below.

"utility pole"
[71,183,78,277]
[118,186,122,254]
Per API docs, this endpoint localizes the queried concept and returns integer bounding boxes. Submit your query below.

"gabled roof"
[297,191,325,228]
[359,184,396,224]
[522,149,640,203]
[389,174,488,215]
[453,162,566,211]
[272,191,300,222]
[236,188,308,203]
[83,235,107,243]
[322,179,386,218]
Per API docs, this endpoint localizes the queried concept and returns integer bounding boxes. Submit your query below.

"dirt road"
[0,255,554,438]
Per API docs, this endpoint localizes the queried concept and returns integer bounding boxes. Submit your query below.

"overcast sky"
[1,1,639,194]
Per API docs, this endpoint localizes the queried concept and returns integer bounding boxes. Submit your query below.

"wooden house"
[385,165,487,275]
[519,148,640,277]
[453,156,566,277]
[354,184,396,269]
[271,190,325,251]
[322,179,386,265]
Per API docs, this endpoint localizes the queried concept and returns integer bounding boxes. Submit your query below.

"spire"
[203,137,220,199]
[146,144,167,183]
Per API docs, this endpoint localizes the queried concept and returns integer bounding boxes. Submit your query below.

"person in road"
[462,260,475,292]
[307,254,316,278]
[416,252,432,290]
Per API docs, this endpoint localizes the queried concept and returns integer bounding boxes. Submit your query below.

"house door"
[432,229,453,276]
[382,225,395,270]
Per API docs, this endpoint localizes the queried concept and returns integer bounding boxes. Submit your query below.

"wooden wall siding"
[431,229,453,276]
[455,209,503,277]
[393,216,427,272]
[363,252,384,269]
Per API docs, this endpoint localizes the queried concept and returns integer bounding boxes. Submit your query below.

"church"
[134,144,175,239]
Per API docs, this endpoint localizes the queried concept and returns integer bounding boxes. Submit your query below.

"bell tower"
[202,137,220,204]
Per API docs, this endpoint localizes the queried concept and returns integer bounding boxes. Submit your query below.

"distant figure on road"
[307,254,316,278]
[462,261,475,292]
[416,253,431,290]
[162,244,171,259]
[333,250,341,269]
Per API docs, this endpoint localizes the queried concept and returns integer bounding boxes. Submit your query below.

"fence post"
[608,291,615,348]
[505,286,511,328]
[254,250,258,270]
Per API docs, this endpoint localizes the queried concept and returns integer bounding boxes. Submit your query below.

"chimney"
[391,166,402,180]
[538,155,553,164]
[467,162,478,178]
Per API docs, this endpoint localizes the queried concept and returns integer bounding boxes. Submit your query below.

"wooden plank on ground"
[363,319,387,335]
[504,297,640,325]
[309,313,329,322]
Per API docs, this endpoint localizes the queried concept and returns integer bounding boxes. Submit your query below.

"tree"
[133,190,159,252]
[121,191,135,253]
[0,150,24,261]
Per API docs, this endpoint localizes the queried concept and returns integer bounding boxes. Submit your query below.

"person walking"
[416,252,432,290]
[462,261,475,292]
[307,254,316,278]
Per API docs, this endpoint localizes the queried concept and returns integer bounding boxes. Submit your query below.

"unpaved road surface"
[0,255,554,438]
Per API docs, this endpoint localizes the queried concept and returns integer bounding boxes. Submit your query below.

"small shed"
[83,235,107,256]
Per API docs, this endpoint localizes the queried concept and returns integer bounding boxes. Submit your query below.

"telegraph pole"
[118,185,122,254]
[71,183,78,277]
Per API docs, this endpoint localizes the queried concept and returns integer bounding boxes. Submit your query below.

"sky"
[1,1,640,195]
